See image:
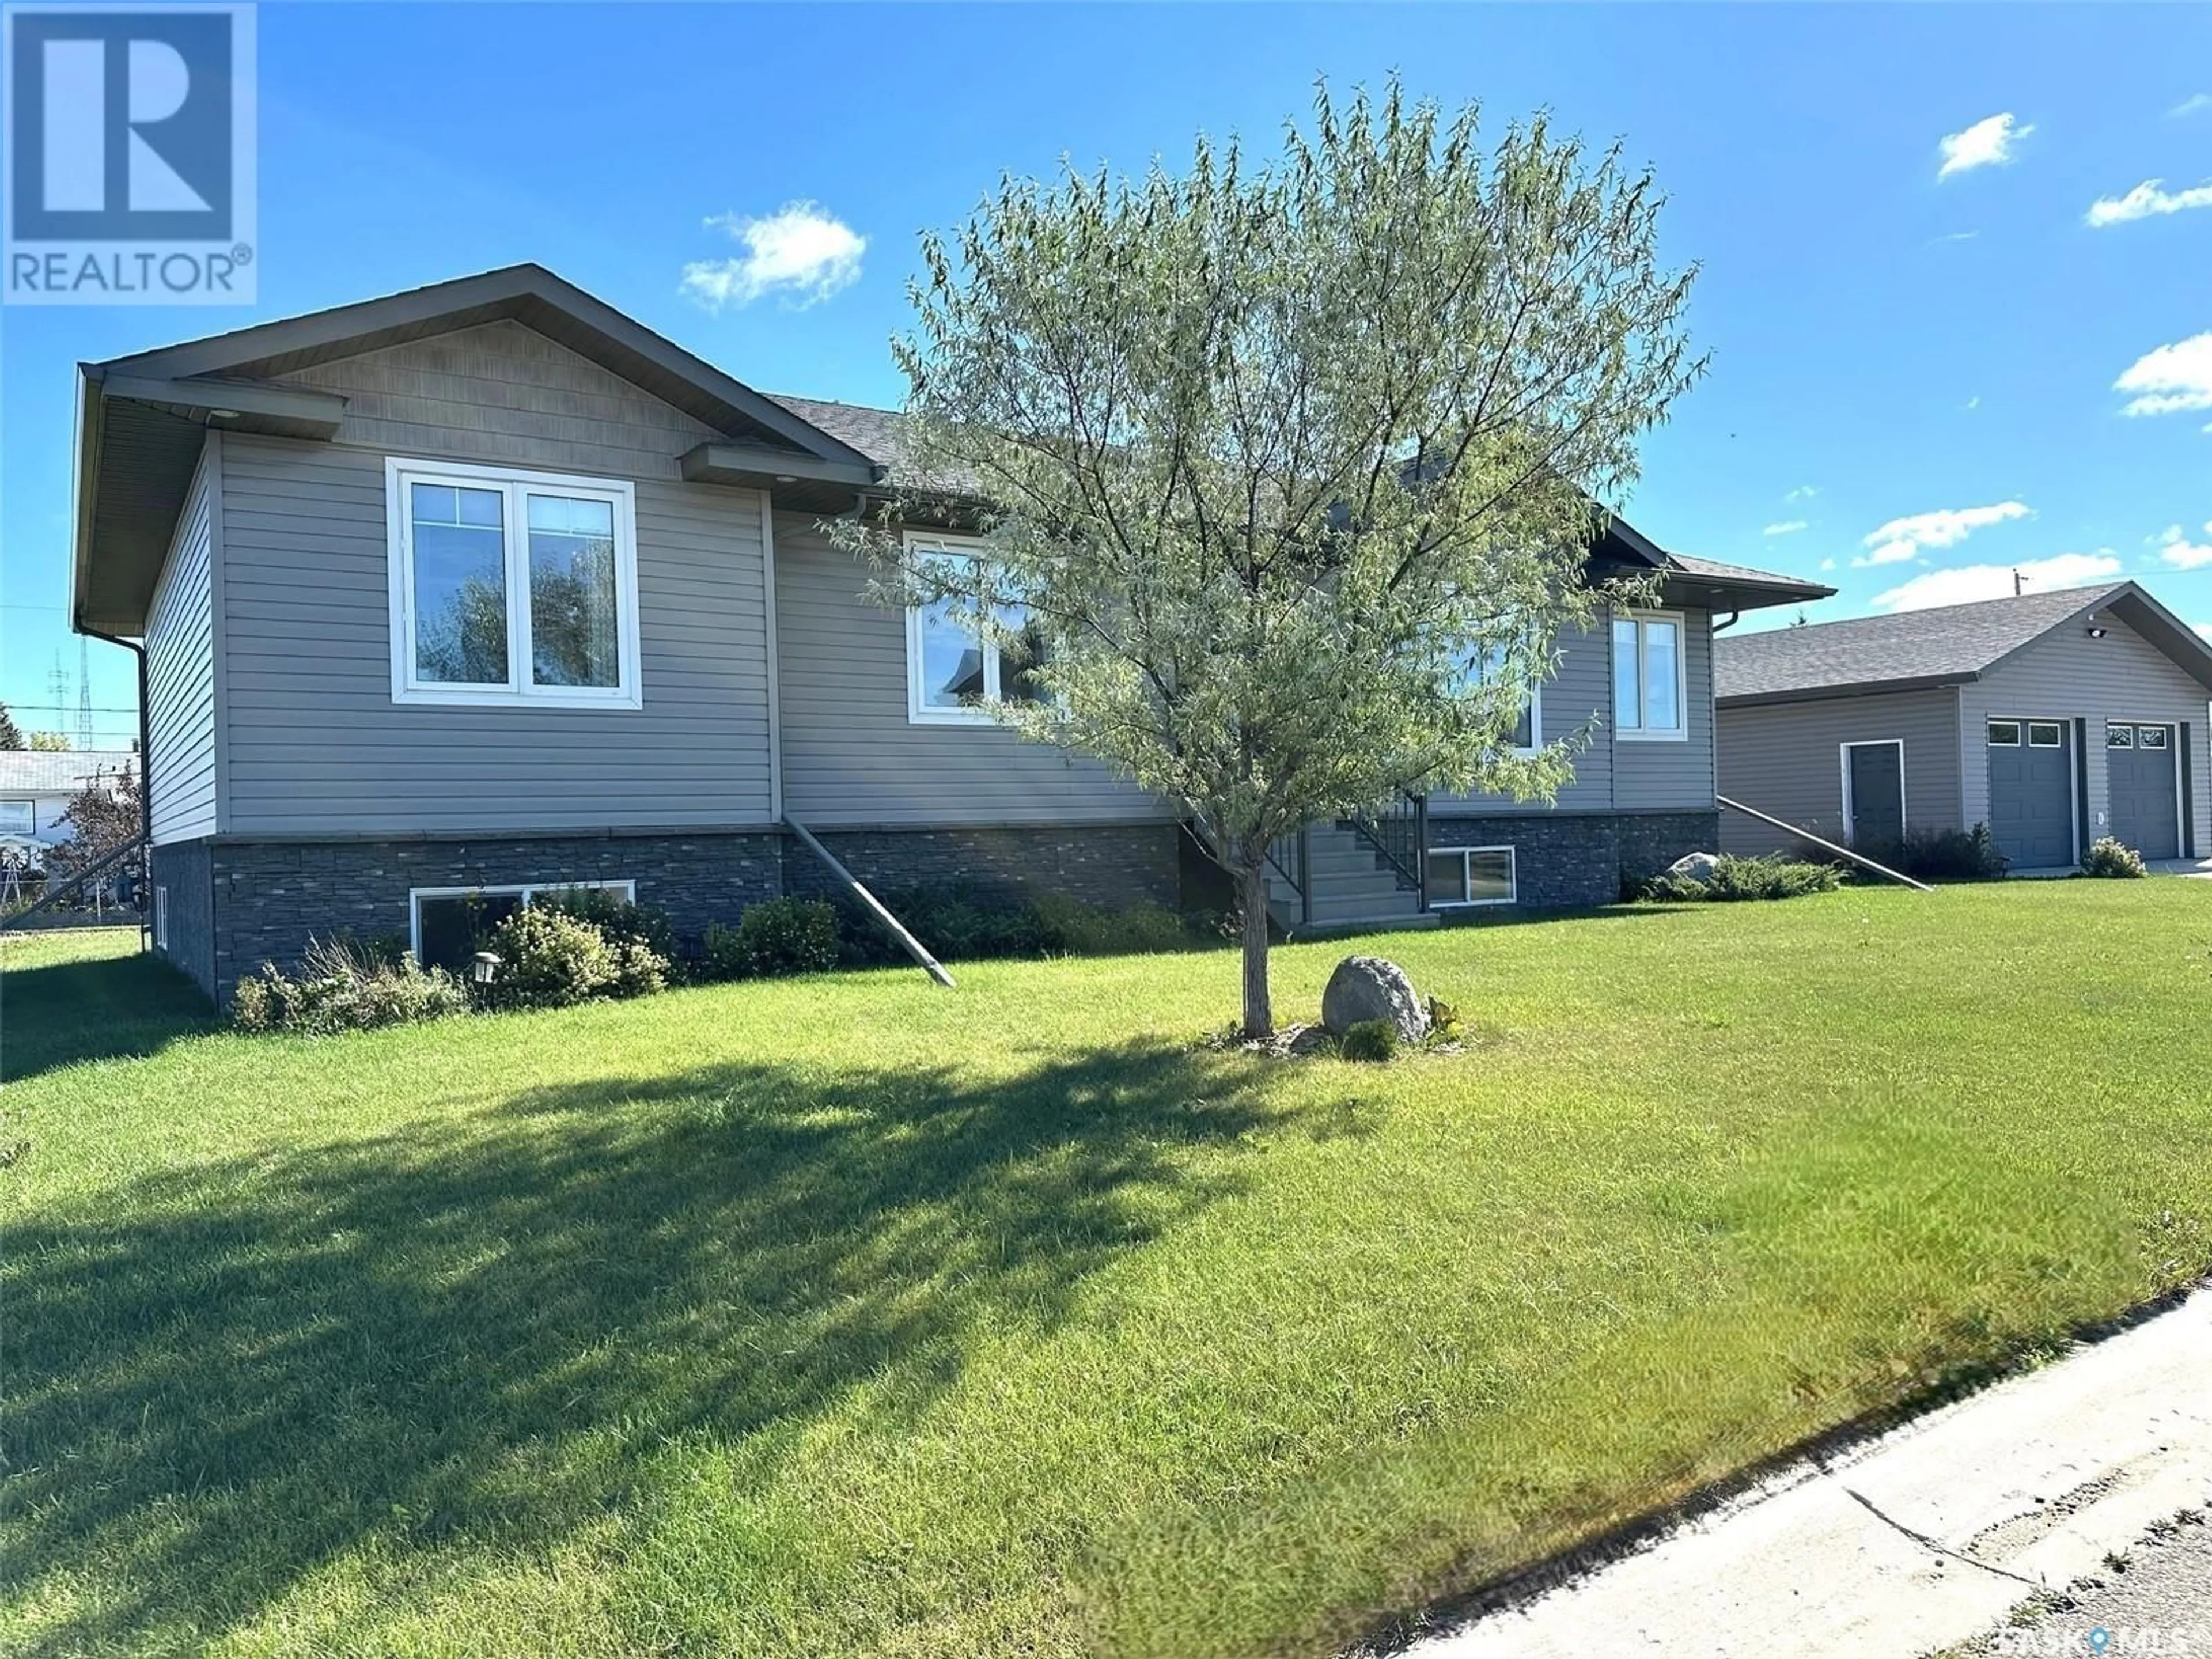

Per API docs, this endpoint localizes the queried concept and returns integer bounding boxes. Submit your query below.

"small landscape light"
[471,950,502,986]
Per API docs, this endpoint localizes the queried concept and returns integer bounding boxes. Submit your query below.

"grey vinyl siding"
[1717,687,1963,855]
[1961,622,2212,855]
[1427,616,1613,814]
[1613,609,1717,811]
[218,435,775,833]
[145,436,219,843]
[272,319,719,479]
[773,513,1162,827]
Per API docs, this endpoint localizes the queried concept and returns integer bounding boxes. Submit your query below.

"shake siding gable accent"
[772,512,1163,827]
[1960,620,2212,855]
[272,319,721,479]
[1716,687,1963,856]
[145,434,219,843]
[218,435,775,833]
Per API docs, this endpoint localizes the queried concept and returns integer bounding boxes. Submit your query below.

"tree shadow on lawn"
[0,948,215,1083]
[4,1037,1285,1656]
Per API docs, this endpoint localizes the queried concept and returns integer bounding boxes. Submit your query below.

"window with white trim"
[1987,721,2021,747]
[409,880,636,974]
[2107,724,2135,749]
[153,885,169,950]
[0,799,31,836]
[1453,636,1543,753]
[904,536,1050,724]
[1425,845,1516,908]
[2027,721,2063,749]
[387,457,641,708]
[2138,725,2170,751]
[1612,611,1686,739]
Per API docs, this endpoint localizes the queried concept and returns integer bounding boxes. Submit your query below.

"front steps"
[1267,820,1435,936]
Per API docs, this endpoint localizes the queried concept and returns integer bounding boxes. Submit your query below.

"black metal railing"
[1264,827,1311,926]
[1345,790,1429,907]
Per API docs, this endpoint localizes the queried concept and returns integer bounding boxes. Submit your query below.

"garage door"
[2107,724,2180,860]
[1987,719,2074,869]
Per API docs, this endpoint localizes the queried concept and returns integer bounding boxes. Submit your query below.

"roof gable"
[1716,581,2212,703]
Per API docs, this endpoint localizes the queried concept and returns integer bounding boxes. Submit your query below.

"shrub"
[2084,837,2148,879]
[700,897,840,980]
[1030,893,1196,956]
[535,886,677,962]
[1339,1018,1399,1063]
[1643,854,1842,903]
[1853,823,2009,883]
[478,905,670,1009]
[232,935,470,1034]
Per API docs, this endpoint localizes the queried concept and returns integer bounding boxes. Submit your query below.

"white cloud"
[2152,522,2212,569]
[1938,113,2033,180]
[1963,395,1981,411]
[2086,179,2212,227]
[1785,484,1819,503]
[2172,93,2212,119]
[2196,623,2212,643]
[680,202,865,311]
[1872,552,2123,612]
[2113,332,2212,418]
[1933,229,1982,244]
[1818,558,1838,573]
[1763,520,1809,537]
[1854,500,2032,567]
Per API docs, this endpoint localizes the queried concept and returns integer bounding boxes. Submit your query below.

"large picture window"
[904,536,1050,724]
[1612,610,1686,740]
[386,457,641,708]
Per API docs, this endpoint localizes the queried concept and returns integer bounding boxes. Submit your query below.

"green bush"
[1030,893,1196,956]
[1338,1018,1400,1063]
[1853,823,2009,882]
[479,906,668,1009]
[2084,837,2148,879]
[232,936,469,1034]
[1643,854,1842,903]
[535,886,677,962]
[700,897,840,980]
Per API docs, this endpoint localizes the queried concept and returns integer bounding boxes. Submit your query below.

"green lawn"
[5,886,2211,1658]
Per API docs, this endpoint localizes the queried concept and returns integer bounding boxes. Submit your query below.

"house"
[0,749,138,864]
[1715,582,2212,870]
[68,264,1827,1003]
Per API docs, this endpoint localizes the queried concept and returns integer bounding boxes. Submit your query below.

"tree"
[0,704,22,749]
[842,82,1702,1036]
[44,763,142,893]
[28,731,69,752]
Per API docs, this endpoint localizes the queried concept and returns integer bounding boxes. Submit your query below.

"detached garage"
[1715,581,2212,871]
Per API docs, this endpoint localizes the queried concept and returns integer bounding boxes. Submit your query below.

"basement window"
[410,880,636,974]
[387,457,641,709]
[1426,846,1516,908]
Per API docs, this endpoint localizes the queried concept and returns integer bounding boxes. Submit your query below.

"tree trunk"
[1240,862,1274,1039]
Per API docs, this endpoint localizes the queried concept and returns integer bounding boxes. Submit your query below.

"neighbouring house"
[68,264,1828,1003]
[1715,582,2212,870]
[0,749,139,865]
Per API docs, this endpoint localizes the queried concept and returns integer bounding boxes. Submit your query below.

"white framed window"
[903,533,1050,724]
[0,799,32,836]
[1987,720,2022,747]
[2138,725,2170,751]
[1612,609,1687,741]
[1457,637,1543,755]
[153,885,169,950]
[1425,844,1516,908]
[409,879,635,974]
[2027,721,2064,749]
[385,456,642,709]
[2107,724,2135,749]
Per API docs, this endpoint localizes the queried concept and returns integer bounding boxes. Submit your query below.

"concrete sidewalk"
[1407,1290,2212,1659]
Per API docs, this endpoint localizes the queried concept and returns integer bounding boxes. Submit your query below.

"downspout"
[1711,610,1742,634]
[78,626,153,940]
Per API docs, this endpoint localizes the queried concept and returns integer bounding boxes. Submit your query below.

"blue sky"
[5,2,2210,733]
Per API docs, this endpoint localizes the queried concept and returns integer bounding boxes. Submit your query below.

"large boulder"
[1321,955,1428,1043]
[1665,851,1722,885]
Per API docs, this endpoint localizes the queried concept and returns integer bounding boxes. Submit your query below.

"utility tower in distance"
[77,637,94,751]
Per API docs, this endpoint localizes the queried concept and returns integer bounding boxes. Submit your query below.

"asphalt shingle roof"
[1715,582,2130,700]
[0,750,138,794]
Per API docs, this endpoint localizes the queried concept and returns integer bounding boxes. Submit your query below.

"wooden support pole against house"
[1714,796,1934,892]
[782,816,956,988]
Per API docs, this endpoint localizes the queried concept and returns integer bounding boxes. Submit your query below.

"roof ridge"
[1721,580,2128,646]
